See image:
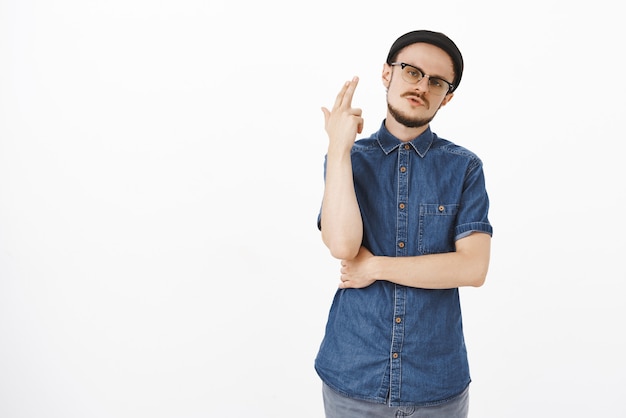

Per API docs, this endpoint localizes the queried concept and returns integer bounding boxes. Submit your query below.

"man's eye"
[430,78,444,88]
[407,70,420,79]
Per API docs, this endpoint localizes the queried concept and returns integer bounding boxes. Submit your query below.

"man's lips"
[402,93,427,108]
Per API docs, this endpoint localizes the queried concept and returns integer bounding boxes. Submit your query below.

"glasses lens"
[399,64,450,95]
[401,65,423,84]
[427,78,448,95]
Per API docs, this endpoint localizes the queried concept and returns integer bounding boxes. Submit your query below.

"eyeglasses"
[390,62,454,95]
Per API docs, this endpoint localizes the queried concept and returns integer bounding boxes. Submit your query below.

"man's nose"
[415,76,430,92]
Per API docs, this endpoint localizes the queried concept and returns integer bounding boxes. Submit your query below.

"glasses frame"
[390,62,454,95]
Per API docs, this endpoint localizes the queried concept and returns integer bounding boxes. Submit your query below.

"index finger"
[332,76,359,110]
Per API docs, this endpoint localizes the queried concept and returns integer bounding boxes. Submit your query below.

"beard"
[387,99,437,129]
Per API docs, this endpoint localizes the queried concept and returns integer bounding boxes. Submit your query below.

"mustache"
[400,92,429,109]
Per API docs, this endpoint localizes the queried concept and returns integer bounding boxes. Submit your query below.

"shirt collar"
[375,120,434,158]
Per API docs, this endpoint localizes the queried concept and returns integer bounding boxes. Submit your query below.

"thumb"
[321,107,330,124]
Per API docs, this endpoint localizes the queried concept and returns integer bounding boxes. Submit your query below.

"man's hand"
[339,246,376,289]
[321,77,364,152]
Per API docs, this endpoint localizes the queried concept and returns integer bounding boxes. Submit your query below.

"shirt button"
[398,242,405,248]
[400,166,407,173]
[392,353,399,359]
[399,203,405,209]
[404,144,410,150]
[438,205,445,212]
[395,317,402,323]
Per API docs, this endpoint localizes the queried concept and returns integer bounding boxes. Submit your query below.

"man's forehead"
[396,44,455,73]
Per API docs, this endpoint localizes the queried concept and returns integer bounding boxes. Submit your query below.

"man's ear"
[382,63,392,89]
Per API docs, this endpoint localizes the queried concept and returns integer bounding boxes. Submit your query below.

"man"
[316,30,493,417]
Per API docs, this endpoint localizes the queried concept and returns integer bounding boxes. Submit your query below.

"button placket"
[396,145,409,257]
[389,284,406,402]
[389,144,410,402]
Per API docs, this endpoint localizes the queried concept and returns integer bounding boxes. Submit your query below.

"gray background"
[1,0,624,417]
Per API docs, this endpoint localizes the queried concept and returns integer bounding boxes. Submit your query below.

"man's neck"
[384,116,429,143]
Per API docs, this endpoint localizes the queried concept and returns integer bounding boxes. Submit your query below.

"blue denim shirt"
[315,121,493,407]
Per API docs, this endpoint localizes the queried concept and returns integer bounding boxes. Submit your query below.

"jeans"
[322,383,469,418]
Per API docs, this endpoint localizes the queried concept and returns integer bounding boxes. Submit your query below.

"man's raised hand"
[321,77,364,151]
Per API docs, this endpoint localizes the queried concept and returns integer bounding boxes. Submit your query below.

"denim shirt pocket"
[418,203,459,254]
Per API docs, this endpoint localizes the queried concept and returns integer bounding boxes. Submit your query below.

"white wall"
[1,1,624,417]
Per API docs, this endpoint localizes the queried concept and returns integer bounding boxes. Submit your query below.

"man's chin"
[388,104,434,128]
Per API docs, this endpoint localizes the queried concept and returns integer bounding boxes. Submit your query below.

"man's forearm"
[373,233,491,289]
[340,233,491,289]
[320,153,363,260]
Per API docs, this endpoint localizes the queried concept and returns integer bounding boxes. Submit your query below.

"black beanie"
[386,30,464,92]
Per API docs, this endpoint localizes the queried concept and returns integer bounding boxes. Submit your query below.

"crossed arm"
[338,234,491,290]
